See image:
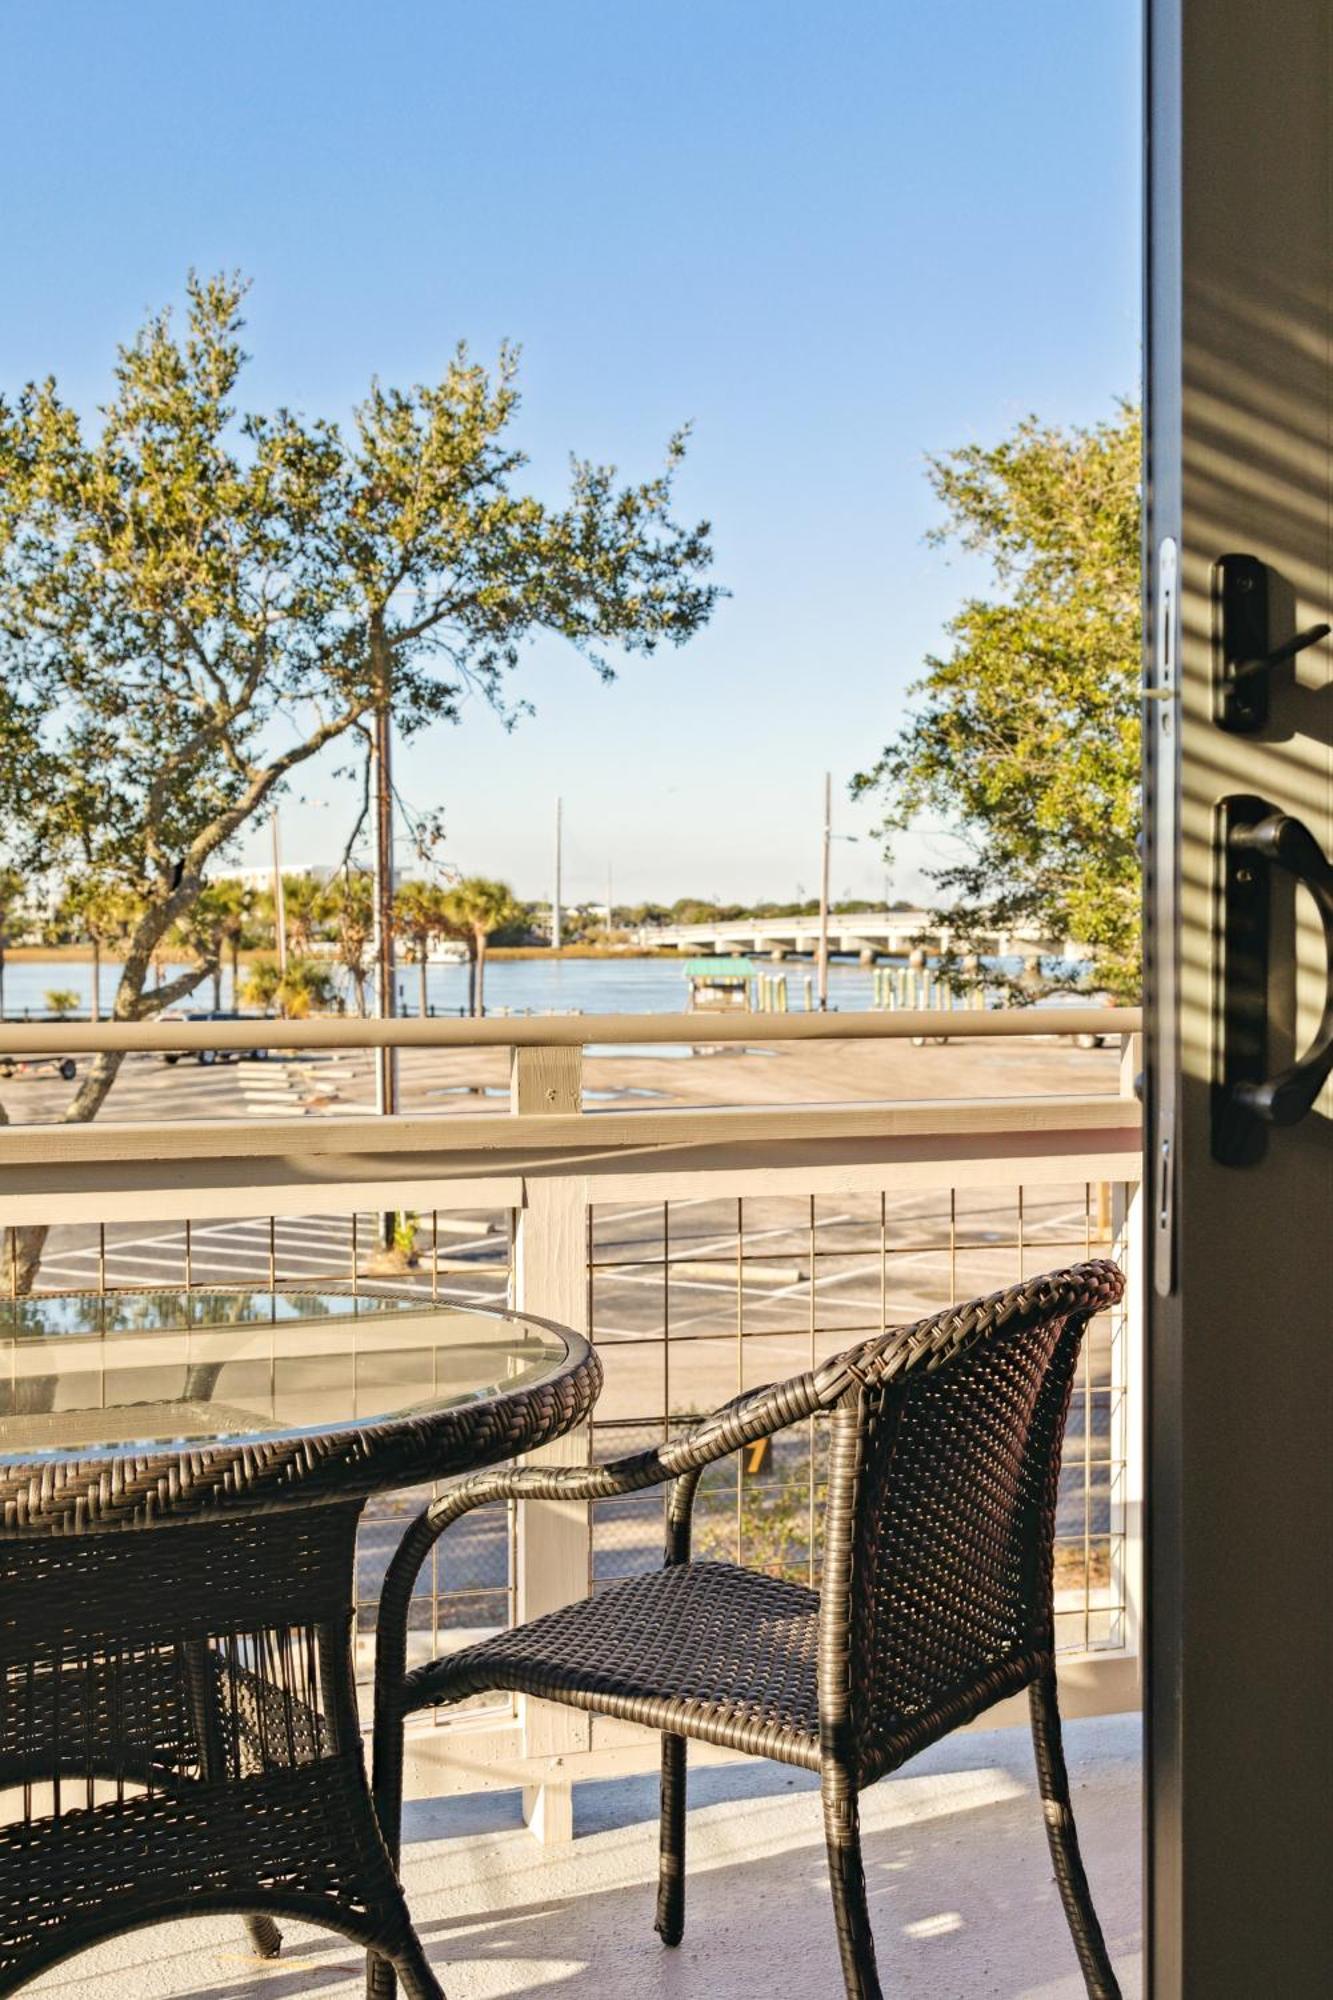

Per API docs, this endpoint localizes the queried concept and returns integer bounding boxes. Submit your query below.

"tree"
[170,885,231,1010]
[393,879,459,1019]
[60,875,144,1024]
[442,877,521,1017]
[275,874,326,958]
[323,871,375,1016]
[210,878,255,1003]
[241,953,333,1019]
[238,956,282,1012]
[854,402,1141,999]
[44,989,79,1020]
[0,867,24,1023]
[0,272,718,1287]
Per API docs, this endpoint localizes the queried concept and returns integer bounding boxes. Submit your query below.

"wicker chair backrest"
[817,1261,1122,1784]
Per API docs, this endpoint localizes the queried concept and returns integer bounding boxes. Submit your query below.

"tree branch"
[335,727,373,875]
[132,959,217,1019]
[184,701,373,877]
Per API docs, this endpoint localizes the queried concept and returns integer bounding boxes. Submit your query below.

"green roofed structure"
[683,957,754,1012]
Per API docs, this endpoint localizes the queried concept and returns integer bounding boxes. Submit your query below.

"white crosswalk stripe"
[35,1212,510,1299]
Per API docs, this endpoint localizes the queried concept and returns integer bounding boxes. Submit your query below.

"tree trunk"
[10,898,213,1295]
[418,951,428,1020]
[90,938,101,1023]
[212,961,223,1011]
[475,932,487,1017]
[230,937,241,1005]
[466,948,477,1018]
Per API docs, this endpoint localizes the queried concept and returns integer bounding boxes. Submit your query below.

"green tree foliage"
[322,871,375,1016]
[237,955,282,1011]
[209,878,256,1000]
[0,271,718,1102]
[169,885,231,1011]
[239,953,333,1019]
[274,874,326,958]
[58,875,144,1023]
[854,402,1142,998]
[0,866,25,1022]
[442,877,522,1016]
[393,879,460,1018]
[0,273,717,1284]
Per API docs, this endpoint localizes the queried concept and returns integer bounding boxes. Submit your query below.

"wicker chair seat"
[412,1560,825,1768]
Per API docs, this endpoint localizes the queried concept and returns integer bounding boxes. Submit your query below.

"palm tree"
[0,866,24,1024]
[171,884,233,1010]
[393,880,459,1019]
[253,873,325,958]
[281,873,326,957]
[322,871,375,1016]
[240,954,334,1019]
[212,879,255,1005]
[441,877,521,1017]
[239,954,282,1012]
[60,875,144,1024]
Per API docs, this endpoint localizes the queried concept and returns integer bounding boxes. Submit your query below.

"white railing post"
[509,1043,589,1842]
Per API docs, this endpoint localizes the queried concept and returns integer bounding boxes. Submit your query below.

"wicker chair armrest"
[424,1362,826,1534]
[373,1363,829,1703]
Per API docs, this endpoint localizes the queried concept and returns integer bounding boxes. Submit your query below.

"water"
[0,954,897,1019]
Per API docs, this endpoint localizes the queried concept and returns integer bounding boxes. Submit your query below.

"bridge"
[633,910,1093,964]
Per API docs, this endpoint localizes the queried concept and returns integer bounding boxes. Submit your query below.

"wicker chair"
[368,1260,1125,2000]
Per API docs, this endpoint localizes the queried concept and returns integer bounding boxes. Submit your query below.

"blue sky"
[4,0,1140,906]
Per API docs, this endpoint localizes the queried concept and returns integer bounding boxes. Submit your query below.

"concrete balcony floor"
[30,1714,1140,2000]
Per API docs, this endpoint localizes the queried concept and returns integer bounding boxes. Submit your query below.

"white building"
[209,864,337,894]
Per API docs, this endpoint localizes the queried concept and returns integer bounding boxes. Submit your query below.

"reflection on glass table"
[0,1286,567,1458]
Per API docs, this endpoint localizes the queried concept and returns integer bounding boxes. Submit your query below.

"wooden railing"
[0,1010,1143,1831]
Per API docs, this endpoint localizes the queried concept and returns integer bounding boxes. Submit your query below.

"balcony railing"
[0,1007,1142,1829]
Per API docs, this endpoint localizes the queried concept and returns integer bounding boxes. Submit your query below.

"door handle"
[1214,796,1333,1164]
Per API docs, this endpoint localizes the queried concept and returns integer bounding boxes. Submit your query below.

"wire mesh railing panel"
[6,1161,1135,1733]
[588,1182,1133,1652]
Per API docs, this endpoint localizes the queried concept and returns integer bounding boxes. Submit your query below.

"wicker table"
[0,1284,600,1998]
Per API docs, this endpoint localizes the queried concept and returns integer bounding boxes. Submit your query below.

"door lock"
[1214,553,1329,733]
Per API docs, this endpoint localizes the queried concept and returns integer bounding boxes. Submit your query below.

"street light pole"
[270,810,288,975]
[817,770,832,1011]
[552,796,563,951]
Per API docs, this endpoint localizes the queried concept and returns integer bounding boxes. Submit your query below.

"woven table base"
[0,1504,441,1999]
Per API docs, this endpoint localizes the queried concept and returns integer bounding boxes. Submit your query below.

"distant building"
[210,864,336,894]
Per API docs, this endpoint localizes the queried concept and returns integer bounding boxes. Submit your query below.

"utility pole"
[552,796,563,950]
[270,810,288,974]
[817,770,832,1011]
[372,699,397,1120]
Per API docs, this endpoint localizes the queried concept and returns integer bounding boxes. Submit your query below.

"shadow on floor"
[32,1715,1142,2000]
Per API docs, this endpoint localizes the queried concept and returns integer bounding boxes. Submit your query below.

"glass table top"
[0,1287,569,1464]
